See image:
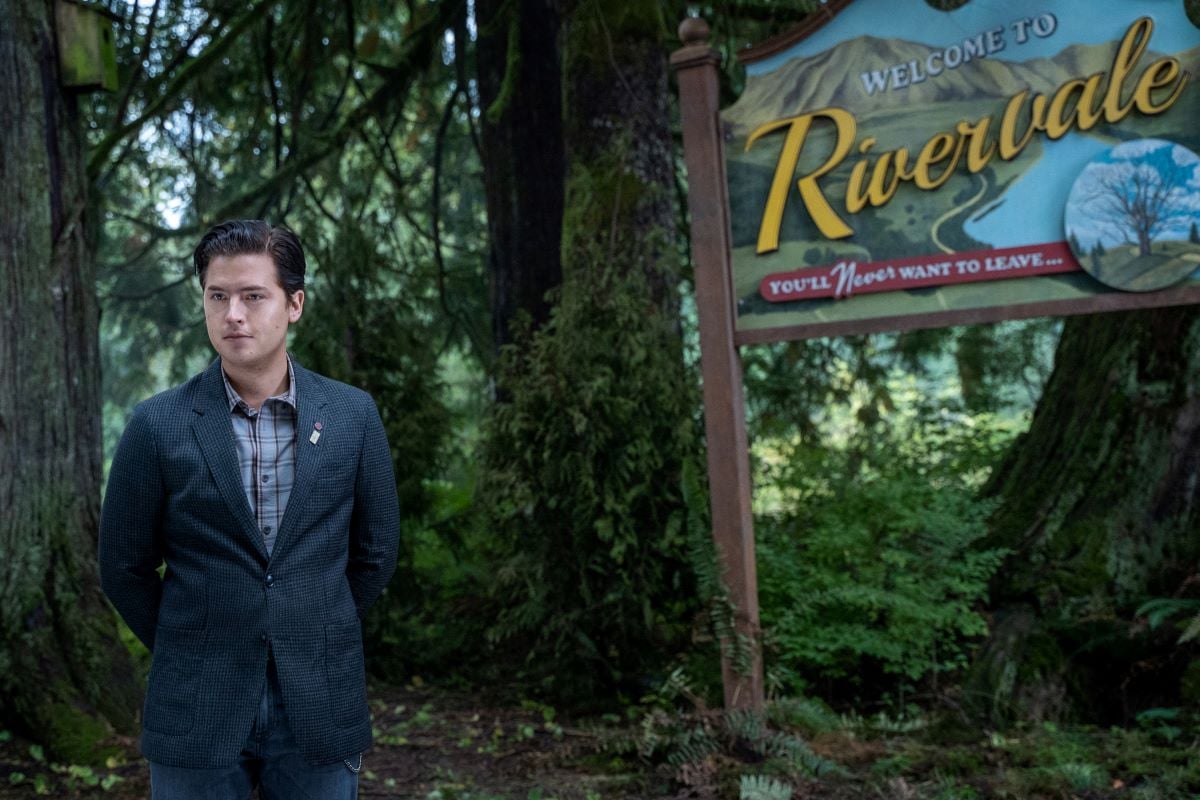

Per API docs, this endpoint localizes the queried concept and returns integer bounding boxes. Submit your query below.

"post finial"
[678,16,710,46]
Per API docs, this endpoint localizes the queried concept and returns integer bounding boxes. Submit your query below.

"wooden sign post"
[671,18,764,711]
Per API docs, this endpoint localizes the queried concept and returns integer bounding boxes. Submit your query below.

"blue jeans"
[150,659,360,799]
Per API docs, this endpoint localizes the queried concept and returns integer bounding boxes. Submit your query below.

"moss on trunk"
[559,0,676,306]
[0,0,140,762]
[972,307,1200,723]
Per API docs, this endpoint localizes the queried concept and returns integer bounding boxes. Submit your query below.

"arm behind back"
[345,393,400,618]
[98,403,166,650]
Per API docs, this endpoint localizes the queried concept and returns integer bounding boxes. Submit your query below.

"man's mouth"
[224,333,252,339]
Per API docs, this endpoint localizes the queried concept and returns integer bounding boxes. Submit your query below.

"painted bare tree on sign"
[1070,140,1200,254]
[1065,139,1200,292]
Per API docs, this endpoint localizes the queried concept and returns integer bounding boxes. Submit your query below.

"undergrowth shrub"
[478,265,702,701]
[594,674,843,800]
[291,225,457,680]
[757,416,1011,702]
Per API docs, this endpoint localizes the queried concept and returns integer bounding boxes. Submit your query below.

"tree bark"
[560,0,678,305]
[0,0,139,760]
[972,307,1200,723]
[477,0,699,699]
[477,0,565,352]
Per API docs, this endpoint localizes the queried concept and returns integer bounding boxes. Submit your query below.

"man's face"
[202,253,304,372]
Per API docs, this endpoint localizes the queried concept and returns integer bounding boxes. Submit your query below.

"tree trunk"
[971,307,1200,723]
[477,0,700,700]
[560,0,678,305]
[0,0,139,761]
[477,0,565,352]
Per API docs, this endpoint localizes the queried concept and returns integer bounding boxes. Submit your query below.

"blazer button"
[260,633,268,643]
[265,574,274,587]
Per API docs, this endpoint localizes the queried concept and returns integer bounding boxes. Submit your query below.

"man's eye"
[209,293,225,301]
[247,294,264,301]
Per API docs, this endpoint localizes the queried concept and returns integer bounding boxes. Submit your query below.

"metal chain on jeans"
[343,753,363,773]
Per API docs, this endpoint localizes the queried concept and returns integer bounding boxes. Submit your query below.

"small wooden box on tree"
[55,0,118,92]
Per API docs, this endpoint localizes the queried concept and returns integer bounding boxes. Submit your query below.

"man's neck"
[223,357,290,411]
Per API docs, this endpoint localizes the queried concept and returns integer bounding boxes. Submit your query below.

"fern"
[665,726,721,768]
[1137,597,1200,644]
[682,460,755,676]
[726,708,842,777]
[767,696,841,737]
[740,774,793,800]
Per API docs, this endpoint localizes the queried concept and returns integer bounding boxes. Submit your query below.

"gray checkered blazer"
[99,359,400,768]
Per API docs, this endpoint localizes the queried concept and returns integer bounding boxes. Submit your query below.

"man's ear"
[288,289,305,323]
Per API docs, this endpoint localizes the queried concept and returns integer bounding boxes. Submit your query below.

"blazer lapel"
[191,360,267,560]
[273,360,329,559]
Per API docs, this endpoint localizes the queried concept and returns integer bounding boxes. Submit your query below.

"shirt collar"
[221,355,297,412]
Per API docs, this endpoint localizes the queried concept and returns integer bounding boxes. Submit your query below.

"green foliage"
[740,773,792,800]
[478,266,701,699]
[287,223,468,682]
[742,321,1057,456]
[682,461,755,682]
[757,414,1010,697]
[291,224,451,521]
[725,708,841,777]
[738,321,1042,709]
[1137,597,1200,644]
[0,734,126,796]
[1135,707,1186,743]
[835,715,1200,799]
[363,477,497,682]
[766,696,842,738]
[599,700,838,791]
[38,704,114,767]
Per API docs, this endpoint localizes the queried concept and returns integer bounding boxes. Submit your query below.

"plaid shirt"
[221,358,297,557]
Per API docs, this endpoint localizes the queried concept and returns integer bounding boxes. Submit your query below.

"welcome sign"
[724,0,1200,341]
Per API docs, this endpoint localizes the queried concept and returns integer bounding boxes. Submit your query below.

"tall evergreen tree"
[479,0,701,699]
[0,0,140,759]
[477,0,565,352]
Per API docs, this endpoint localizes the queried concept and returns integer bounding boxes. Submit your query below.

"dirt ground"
[7,683,1191,799]
[0,682,657,800]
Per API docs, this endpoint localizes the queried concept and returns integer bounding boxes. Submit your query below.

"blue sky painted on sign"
[745,0,1197,76]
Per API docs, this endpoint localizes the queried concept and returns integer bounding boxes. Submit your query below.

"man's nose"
[225,298,245,322]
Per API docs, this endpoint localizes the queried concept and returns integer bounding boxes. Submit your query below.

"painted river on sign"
[963,133,1111,249]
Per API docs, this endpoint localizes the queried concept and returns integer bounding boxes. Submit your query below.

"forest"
[1,0,1199,797]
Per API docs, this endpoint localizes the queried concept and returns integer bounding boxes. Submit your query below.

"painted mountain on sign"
[722,35,1186,135]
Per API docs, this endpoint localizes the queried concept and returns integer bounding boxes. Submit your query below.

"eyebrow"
[205,284,272,293]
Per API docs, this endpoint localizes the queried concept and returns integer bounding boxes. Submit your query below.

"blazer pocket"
[324,622,368,729]
[143,627,204,735]
[320,455,356,479]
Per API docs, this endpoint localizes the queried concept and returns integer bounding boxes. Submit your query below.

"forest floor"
[1,681,1198,799]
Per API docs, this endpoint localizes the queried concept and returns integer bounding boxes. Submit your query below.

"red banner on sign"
[759,243,1080,303]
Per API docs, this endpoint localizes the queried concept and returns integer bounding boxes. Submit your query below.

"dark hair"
[193,220,306,296]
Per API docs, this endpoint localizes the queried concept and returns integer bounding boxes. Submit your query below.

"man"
[99,220,399,799]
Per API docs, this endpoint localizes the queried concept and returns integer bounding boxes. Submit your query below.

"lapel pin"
[309,421,323,445]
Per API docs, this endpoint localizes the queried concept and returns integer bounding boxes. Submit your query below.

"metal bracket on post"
[670,17,764,712]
